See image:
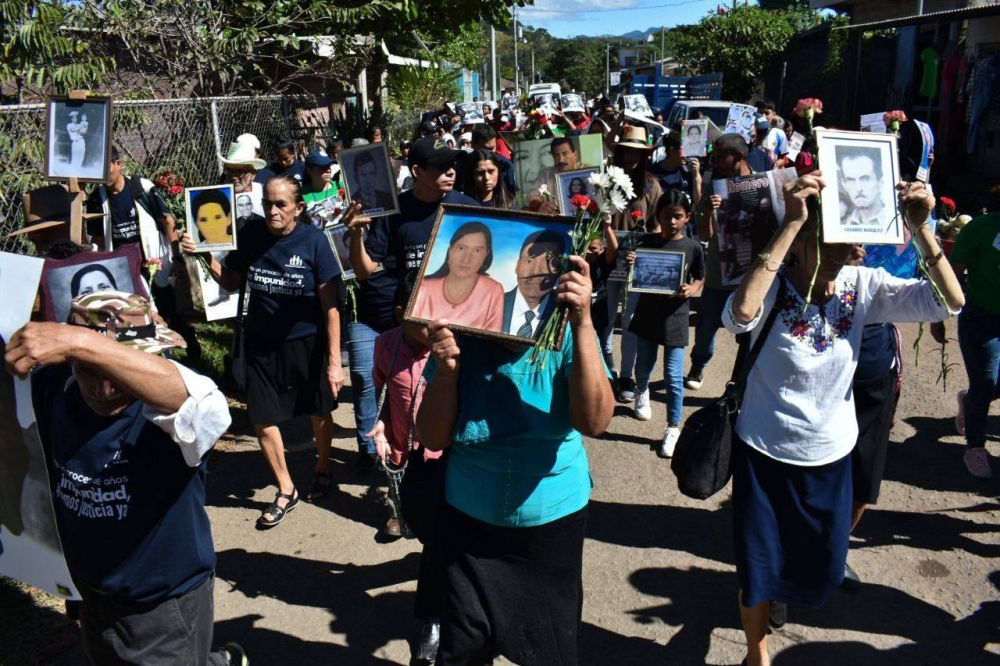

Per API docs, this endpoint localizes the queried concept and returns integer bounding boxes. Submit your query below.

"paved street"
[204,317,1000,665]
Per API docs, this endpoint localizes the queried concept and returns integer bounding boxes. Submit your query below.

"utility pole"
[490,26,497,101]
[606,42,610,97]
[660,26,665,66]
[513,8,520,97]
[531,50,535,84]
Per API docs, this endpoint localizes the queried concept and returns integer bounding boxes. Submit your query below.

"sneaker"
[634,389,652,421]
[213,642,249,666]
[658,426,680,458]
[956,389,967,436]
[964,447,993,479]
[618,377,636,403]
[414,620,440,663]
[684,366,704,390]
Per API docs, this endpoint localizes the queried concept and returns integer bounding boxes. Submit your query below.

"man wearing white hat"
[219,139,266,224]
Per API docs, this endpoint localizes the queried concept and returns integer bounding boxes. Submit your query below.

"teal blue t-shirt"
[425,328,606,528]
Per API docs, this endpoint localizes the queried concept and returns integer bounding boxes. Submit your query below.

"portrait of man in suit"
[502,230,567,339]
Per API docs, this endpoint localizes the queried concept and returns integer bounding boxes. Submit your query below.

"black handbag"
[670,276,786,500]
[223,277,248,394]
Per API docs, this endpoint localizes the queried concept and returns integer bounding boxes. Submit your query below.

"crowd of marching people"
[5,85,996,666]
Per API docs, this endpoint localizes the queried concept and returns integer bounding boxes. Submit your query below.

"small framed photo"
[682,119,708,157]
[40,245,148,323]
[405,205,575,345]
[44,96,113,183]
[816,129,903,245]
[185,185,237,252]
[325,224,355,280]
[724,103,756,142]
[339,143,400,218]
[555,167,602,215]
[628,248,685,295]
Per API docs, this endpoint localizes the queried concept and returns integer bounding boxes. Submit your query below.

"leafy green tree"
[1,0,112,102]
[386,61,462,113]
[675,4,796,102]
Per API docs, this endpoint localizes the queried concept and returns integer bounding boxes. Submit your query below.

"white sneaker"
[956,390,967,436]
[634,389,652,421]
[964,447,993,479]
[658,426,681,458]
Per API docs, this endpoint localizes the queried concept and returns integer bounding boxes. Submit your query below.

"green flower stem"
[802,196,822,315]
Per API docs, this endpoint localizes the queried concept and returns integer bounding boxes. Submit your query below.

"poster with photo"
[724,103,757,142]
[195,253,240,321]
[186,185,237,252]
[713,167,798,286]
[914,120,935,183]
[786,132,805,161]
[561,94,586,113]
[502,94,520,112]
[406,205,574,344]
[860,112,887,134]
[457,102,485,123]
[555,167,603,215]
[44,96,113,183]
[340,143,400,218]
[0,252,80,600]
[816,129,903,245]
[682,119,709,157]
[629,249,685,295]
[40,245,147,324]
[608,231,631,282]
[325,224,355,280]
[623,94,654,118]
[512,134,604,209]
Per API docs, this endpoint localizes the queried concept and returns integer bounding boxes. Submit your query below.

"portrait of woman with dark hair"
[70,263,117,299]
[409,221,505,332]
[191,188,233,246]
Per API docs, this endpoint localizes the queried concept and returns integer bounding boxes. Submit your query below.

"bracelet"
[911,220,930,233]
[756,252,783,270]
[925,250,945,268]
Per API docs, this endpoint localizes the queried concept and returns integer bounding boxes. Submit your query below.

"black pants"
[437,505,588,666]
[851,367,900,505]
[79,577,226,665]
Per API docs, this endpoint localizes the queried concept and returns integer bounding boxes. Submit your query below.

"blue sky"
[515,0,735,39]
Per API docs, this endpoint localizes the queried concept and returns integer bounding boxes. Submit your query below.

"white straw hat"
[219,141,266,170]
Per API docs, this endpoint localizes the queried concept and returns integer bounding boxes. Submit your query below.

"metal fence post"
[210,100,224,171]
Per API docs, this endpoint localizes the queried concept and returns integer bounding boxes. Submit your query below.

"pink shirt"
[410,275,505,333]
[372,327,438,465]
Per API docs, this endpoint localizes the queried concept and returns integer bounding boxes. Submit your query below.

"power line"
[520,0,713,14]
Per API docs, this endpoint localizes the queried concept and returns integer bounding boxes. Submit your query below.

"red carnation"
[338,189,346,198]
[630,211,643,221]
[570,194,592,211]
[587,199,600,214]
[940,196,956,211]
[168,185,182,196]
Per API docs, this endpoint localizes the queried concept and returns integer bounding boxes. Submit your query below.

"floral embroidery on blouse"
[778,278,857,353]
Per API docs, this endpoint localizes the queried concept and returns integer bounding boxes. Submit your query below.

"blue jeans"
[958,301,1000,449]
[347,321,379,455]
[602,281,639,378]
[690,286,733,371]
[635,341,686,426]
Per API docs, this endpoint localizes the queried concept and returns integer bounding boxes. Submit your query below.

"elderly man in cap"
[5,290,244,665]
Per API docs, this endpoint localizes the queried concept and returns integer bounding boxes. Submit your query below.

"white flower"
[608,189,628,212]
[589,171,610,190]
[606,164,636,200]
[538,183,549,195]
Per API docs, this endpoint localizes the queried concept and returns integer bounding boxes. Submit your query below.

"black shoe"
[354,451,377,474]
[212,642,248,666]
[768,601,787,629]
[684,366,704,390]
[617,377,636,403]
[414,620,440,663]
[842,562,861,593]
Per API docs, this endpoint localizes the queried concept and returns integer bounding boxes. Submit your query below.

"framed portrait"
[185,185,237,252]
[39,244,147,324]
[339,143,400,218]
[194,252,240,322]
[512,134,604,209]
[682,119,709,157]
[324,224,355,280]
[404,205,575,345]
[628,249,685,295]
[44,96,113,183]
[555,167,602,216]
[724,103,756,142]
[816,129,903,245]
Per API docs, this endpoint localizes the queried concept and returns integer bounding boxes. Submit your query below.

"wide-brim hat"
[618,124,654,150]
[69,291,186,354]
[219,140,267,170]
[7,185,71,238]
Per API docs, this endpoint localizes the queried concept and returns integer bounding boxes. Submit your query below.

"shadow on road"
[889,416,1000,497]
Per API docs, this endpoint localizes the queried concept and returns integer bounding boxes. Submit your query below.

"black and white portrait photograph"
[339,143,400,218]
[629,248,685,295]
[325,224,355,279]
[682,119,709,157]
[816,129,903,245]
[40,245,146,324]
[724,103,756,143]
[44,96,113,183]
[555,167,602,216]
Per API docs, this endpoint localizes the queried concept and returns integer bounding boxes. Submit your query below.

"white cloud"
[518,0,644,22]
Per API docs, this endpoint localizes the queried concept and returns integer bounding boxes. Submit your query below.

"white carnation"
[609,189,628,212]
[589,171,610,190]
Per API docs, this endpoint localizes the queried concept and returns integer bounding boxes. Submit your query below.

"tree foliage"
[386,61,462,113]
[1,0,113,101]
[675,5,796,102]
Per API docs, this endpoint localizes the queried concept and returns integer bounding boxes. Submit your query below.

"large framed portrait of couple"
[404,205,575,345]
[816,129,902,245]
[44,95,113,183]
[339,143,400,218]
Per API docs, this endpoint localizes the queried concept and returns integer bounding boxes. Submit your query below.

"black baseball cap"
[409,136,460,169]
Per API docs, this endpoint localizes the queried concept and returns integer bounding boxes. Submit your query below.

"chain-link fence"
[0,94,335,253]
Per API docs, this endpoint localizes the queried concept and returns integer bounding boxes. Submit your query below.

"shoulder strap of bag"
[729,274,787,394]
[128,175,151,212]
[235,274,248,326]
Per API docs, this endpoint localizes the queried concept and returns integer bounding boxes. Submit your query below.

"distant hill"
[619,27,663,41]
